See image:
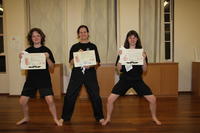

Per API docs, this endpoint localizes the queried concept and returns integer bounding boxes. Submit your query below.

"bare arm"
[45,52,55,71]
[69,59,74,66]
[116,62,122,73]
[19,53,23,59]
[142,52,147,72]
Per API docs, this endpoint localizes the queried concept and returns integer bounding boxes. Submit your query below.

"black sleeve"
[115,55,125,72]
[25,47,31,53]
[47,49,55,63]
[94,45,100,63]
[69,45,75,63]
[115,55,120,66]
[145,56,148,64]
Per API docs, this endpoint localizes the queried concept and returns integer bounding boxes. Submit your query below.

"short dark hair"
[124,30,142,49]
[77,25,89,38]
[27,28,46,46]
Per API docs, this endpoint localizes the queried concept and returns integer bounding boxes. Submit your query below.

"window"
[0,0,5,72]
[0,56,5,72]
[164,0,174,61]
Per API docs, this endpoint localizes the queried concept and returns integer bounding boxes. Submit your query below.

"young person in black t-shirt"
[59,25,104,125]
[16,28,61,126]
[102,30,161,126]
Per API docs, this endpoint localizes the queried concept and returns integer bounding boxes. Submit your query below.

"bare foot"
[58,119,64,126]
[54,119,62,126]
[16,117,29,125]
[101,119,110,126]
[152,117,162,125]
[99,119,105,124]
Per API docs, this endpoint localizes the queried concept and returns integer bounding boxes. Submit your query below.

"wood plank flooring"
[0,94,200,133]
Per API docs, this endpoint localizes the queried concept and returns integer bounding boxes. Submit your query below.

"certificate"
[73,50,97,67]
[21,53,46,70]
[119,49,144,65]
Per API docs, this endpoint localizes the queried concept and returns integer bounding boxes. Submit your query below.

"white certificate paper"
[119,49,144,65]
[21,53,46,70]
[73,50,97,67]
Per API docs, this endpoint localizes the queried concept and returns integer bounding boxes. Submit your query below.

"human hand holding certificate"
[21,53,46,70]
[73,50,97,67]
[119,47,144,65]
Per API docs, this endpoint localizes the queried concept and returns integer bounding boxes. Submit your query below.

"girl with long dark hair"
[102,30,161,126]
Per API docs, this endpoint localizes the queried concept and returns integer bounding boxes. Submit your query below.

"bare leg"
[16,96,30,125]
[45,95,61,126]
[144,95,162,125]
[102,93,120,126]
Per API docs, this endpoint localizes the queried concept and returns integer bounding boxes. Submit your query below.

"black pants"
[61,68,104,121]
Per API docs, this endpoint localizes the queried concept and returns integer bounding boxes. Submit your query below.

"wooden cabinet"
[192,62,200,96]
[50,64,63,98]
[143,63,178,97]
[79,64,115,98]
[36,64,63,98]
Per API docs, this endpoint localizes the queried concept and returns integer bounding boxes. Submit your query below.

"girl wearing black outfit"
[102,30,161,126]
[60,25,104,125]
[17,28,61,126]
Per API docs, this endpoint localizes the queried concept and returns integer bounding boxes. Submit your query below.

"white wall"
[0,74,9,93]
[62,0,85,93]
[66,0,84,56]
[118,0,139,47]
[2,0,27,95]
[174,0,200,91]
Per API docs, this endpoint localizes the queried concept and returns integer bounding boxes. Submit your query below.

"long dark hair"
[124,30,142,49]
[77,25,89,38]
[27,28,46,46]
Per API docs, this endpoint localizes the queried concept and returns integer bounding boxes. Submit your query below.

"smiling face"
[78,27,89,41]
[128,35,138,48]
[31,31,42,45]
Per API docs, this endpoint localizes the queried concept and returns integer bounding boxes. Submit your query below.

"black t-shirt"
[24,46,55,88]
[115,54,148,80]
[69,42,100,70]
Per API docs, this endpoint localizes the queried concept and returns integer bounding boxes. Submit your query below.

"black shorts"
[111,79,153,96]
[21,87,54,98]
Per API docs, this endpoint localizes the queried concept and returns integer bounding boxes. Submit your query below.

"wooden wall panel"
[160,64,178,96]
[50,64,63,98]
[192,62,200,96]
[143,65,161,95]
[79,64,115,98]
[50,63,178,98]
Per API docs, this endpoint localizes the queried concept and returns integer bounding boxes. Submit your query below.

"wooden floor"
[0,94,200,133]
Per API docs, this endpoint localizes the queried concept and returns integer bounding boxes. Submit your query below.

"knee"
[149,96,157,104]
[46,97,54,106]
[65,93,76,101]
[89,94,101,103]
[19,98,27,106]
[107,97,115,105]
